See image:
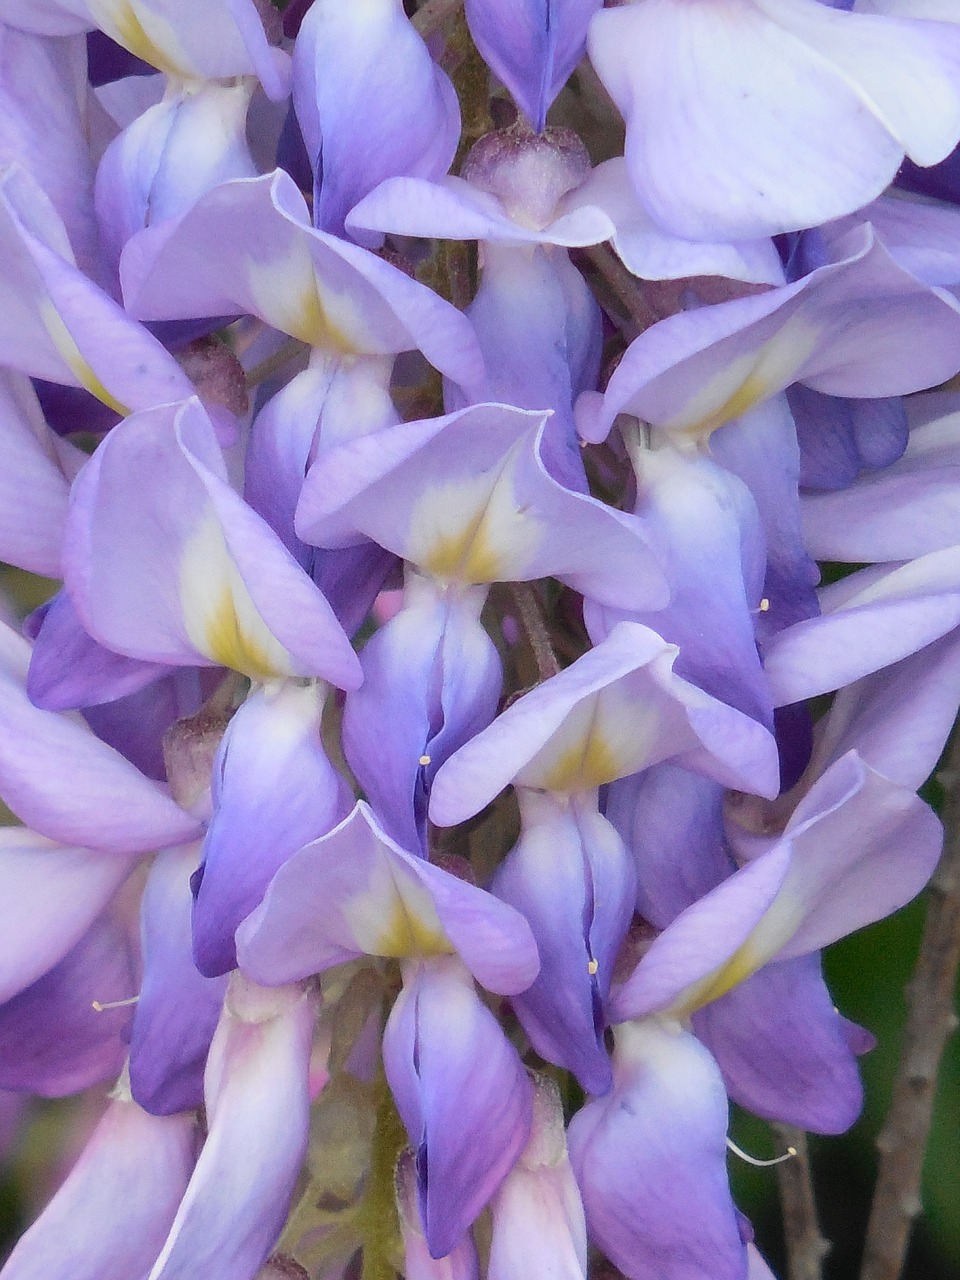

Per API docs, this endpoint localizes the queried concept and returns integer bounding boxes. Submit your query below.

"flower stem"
[860,727,960,1280]
[772,1124,829,1280]
[510,582,561,681]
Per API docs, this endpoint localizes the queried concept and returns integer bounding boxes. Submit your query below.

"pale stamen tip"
[92,995,140,1013]
[726,1136,796,1168]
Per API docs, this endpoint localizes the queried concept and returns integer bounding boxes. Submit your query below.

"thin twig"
[860,728,960,1280]
[510,583,561,681]
[772,1125,830,1280]
[579,244,663,338]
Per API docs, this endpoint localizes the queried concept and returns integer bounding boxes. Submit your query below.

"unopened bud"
[462,123,591,231]
[256,1255,310,1280]
[162,705,233,819]
[176,336,249,419]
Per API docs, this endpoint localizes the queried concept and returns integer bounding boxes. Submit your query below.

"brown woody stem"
[773,1125,830,1280]
[510,582,561,682]
[860,727,960,1280]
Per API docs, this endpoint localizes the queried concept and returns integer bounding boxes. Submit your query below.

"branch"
[510,582,561,682]
[860,727,960,1280]
[772,1125,830,1280]
[578,244,664,339]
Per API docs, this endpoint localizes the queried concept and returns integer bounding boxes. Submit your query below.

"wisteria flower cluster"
[1,1,959,1278]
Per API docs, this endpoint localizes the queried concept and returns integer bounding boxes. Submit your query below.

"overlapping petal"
[129,844,228,1115]
[341,577,501,854]
[0,916,135,1096]
[0,1084,197,1280]
[0,621,198,852]
[612,752,940,1022]
[298,403,668,609]
[0,828,134,1004]
[64,397,362,688]
[492,791,635,1094]
[588,0,960,240]
[237,801,539,997]
[568,1020,746,1280]
[146,975,317,1280]
[193,680,351,976]
[383,956,533,1259]
[430,622,780,827]
[763,547,960,704]
[465,0,601,131]
[582,225,960,448]
[0,163,192,414]
[294,0,459,240]
[121,170,484,396]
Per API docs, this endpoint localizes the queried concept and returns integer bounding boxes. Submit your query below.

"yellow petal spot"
[342,857,454,961]
[674,890,803,1017]
[409,441,542,585]
[663,317,820,446]
[374,894,452,959]
[202,583,281,682]
[677,936,765,1015]
[180,513,293,680]
[247,257,358,353]
[535,727,623,794]
[88,0,186,77]
[516,689,660,793]
[40,301,130,416]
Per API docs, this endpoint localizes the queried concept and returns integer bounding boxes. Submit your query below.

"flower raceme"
[0,3,957,1280]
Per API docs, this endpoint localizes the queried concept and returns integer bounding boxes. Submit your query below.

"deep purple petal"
[568,1020,746,1280]
[383,957,533,1259]
[130,845,228,1116]
[0,916,134,1097]
[692,953,866,1134]
[193,681,351,976]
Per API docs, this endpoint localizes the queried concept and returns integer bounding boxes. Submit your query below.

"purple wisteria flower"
[0,3,957,1280]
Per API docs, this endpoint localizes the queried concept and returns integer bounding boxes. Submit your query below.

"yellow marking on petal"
[203,584,280,682]
[247,257,359,353]
[410,441,543,584]
[517,689,661,793]
[88,0,186,77]
[343,862,453,961]
[674,890,803,1017]
[40,301,130,416]
[287,278,356,352]
[677,937,766,1016]
[180,513,293,680]
[373,894,452,959]
[663,317,820,445]
[537,723,624,793]
[423,510,506,584]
